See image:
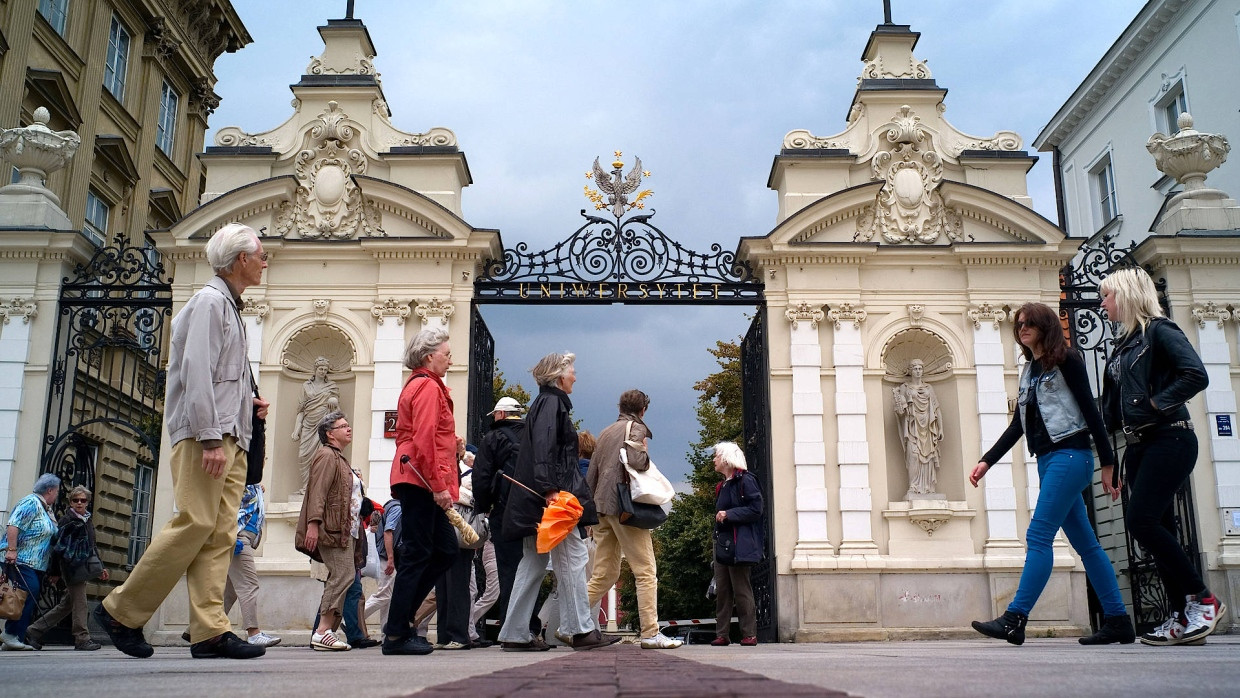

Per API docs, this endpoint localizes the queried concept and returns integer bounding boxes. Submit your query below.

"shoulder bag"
[619,421,675,506]
[453,503,490,550]
[0,563,30,620]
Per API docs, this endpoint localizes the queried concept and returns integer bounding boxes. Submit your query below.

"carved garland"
[827,302,867,330]
[967,303,1008,330]
[0,297,37,324]
[371,298,411,326]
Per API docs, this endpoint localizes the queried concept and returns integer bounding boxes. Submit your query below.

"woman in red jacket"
[381,327,460,656]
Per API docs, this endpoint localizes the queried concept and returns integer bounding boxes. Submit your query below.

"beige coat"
[588,415,651,517]
[296,444,353,551]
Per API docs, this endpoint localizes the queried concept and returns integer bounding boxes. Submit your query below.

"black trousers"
[1124,428,1206,614]
[490,511,541,635]
[436,547,474,644]
[383,483,459,639]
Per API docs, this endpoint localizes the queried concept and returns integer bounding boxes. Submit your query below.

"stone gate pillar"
[786,302,832,565]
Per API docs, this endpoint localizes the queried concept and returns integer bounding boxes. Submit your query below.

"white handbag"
[620,421,675,506]
[361,530,383,579]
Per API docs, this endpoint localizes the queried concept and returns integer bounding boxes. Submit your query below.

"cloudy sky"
[207,0,1146,486]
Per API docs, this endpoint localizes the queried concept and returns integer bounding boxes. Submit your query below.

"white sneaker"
[1183,595,1228,642]
[640,633,684,649]
[0,632,34,651]
[311,630,350,651]
[247,632,281,647]
[1139,612,1189,646]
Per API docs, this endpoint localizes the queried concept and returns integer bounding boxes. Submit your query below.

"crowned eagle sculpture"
[585,152,652,218]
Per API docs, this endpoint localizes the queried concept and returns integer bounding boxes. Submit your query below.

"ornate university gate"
[1059,238,1202,633]
[473,205,775,639]
[38,234,172,626]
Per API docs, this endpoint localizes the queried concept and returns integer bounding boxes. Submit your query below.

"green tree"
[492,362,532,407]
[645,338,744,624]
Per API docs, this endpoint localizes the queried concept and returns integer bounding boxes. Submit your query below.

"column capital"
[240,297,270,324]
[371,298,411,325]
[827,302,867,330]
[1191,301,1232,328]
[0,297,37,324]
[967,302,1008,330]
[785,301,825,330]
[414,298,455,325]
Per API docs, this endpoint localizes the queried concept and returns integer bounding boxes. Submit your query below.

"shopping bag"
[0,564,29,620]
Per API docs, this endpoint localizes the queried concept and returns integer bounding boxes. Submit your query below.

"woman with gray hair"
[26,485,109,650]
[499,352,617,651]
[710,442,763,646]
[2,473,60,650]
[382,327,461,656]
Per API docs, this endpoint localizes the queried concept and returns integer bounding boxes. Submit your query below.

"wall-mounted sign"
[384,410,398,439]
[1218,414,1233,438]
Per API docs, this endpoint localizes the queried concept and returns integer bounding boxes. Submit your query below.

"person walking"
[382,328,460,656]
[221,484,280,648]
[26,484,108,651]
[1,474,60,651]
[710,442,763,647]
[969,302,1134,646]
[586,390,682,649]
[93,222,267,660]
[497,352,617,652]
[296,411,362,651]
[1100,267,1223,645]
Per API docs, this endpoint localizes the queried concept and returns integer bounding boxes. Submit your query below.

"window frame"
[127,461,155,566]
[1087,150,1119,231]
[103,14,131,101]
[37,0,70,36]
[83,190,111,246]
[155,81,179,156]
[1149,68,1190,136]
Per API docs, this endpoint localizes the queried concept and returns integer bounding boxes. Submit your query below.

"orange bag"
[536,491,584,553]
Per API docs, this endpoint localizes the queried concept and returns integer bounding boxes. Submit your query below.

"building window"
[84,190,110,246]
[156,81,178,156]
[1090,155,1118,228]
[103,14,130,101]
[37,0,69,36]
[128,462,155,565]
[1159,86,1189,135]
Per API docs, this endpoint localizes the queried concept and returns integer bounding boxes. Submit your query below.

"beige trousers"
[317,541,355,629]
[586,514,659,639]
[224,530,261,630]
[103,436,247,643]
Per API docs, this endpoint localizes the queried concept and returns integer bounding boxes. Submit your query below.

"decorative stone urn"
[1147,113,1230,206]
[0,107,81,229]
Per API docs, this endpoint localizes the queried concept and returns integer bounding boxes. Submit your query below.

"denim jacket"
[1018,361,1087,442]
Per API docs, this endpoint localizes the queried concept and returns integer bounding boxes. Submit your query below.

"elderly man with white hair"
[95,222,269,660]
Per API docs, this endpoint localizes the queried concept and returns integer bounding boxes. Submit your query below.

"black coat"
[501,385,597,540]
[472,417,524,517]
[1102,317,1208,432]
[714,470,764,565]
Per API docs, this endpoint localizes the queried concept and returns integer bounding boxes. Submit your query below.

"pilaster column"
[368,299,412,503]
[0,298,37,515]
[1191,303,1240,564]
[239,297,269,383]
[786,302,832,567]
[828,302,878,556]
[968,304,1022,564]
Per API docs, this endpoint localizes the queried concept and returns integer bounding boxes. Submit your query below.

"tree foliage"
[493,362,532,407]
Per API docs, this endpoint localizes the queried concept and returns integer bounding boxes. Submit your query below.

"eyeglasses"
[70,498,89,504]
[329,424,351,431]
[246,251,269,262]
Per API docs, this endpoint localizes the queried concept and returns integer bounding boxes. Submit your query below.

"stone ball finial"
[1177,112,1194,133]
[33,107,50,126]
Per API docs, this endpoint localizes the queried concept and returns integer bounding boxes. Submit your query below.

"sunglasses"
[1014,320,1035,329]
[70,498,89,503]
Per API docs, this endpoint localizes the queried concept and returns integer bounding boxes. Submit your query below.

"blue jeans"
[3,564,41,641]
[1008,448,1126,617]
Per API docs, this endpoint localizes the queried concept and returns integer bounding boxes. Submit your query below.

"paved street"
[2,635,1239,697]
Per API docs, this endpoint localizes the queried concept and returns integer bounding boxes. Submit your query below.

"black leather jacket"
[1101,317,1208,432]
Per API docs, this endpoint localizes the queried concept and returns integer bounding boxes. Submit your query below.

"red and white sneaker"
[1182,595,1227,642]
[1139,612,1188,646]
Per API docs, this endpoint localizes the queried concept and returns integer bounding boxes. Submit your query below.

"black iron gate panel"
[741,306,778,643]
[1060,236,1201,633]
[467,304,495,446]
[37,234,171,633]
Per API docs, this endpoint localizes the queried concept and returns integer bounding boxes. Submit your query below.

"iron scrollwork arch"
[476,210,762,304]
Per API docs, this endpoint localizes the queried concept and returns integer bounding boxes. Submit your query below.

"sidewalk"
[2,636,1237,697]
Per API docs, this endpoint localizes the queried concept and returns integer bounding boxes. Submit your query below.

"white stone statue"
[291,356,339,494]
[892,359,944,499]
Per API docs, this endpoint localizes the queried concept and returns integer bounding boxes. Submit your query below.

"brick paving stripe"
[407,645,855,697]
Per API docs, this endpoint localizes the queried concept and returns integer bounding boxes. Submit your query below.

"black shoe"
[972,610,1028,646]
[93,604,154,658]
[350,637,381,649]
[381,635,433,655]
[24,632,42,651]
[501,635,552,652]
[190,631,265,659]
[1079,614,1136,645]
[181,630,191,643]
[571,629,622,651]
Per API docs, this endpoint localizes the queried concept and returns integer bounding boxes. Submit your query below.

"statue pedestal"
[883,500,976,559]
[0,187,73,230]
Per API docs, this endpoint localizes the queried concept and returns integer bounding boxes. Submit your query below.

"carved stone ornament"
[785,302,825,330]
[0,107,81,207]
[307,52,376,76]
[1147,113,1231,204]
[967,303,1008,330]
[145,17,182,62]
[907,304,925,325]
[240,297,271,324]
[312,299,331,320]
[827,302,867,330]
[0,297,37,324]
[855,106,964,244]
[910,513,950,537]
[860,52,931,83]
[415,298,455,325]
[271,101,384,239]
[371,298,411,326]
[1191,301,1232,328]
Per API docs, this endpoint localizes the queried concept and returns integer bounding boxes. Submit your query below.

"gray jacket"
[165,276,254,451]
[1017,361,1085,443]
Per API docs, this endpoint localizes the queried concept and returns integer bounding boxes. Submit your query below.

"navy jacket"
[715,470,764,565]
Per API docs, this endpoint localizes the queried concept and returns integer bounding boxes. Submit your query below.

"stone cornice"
[827,302,867,330]
[0,297,37,324]
[1191,302,1232,328]
[371,298,411,325]
[785,301,825,330]
[967,302,1009,330]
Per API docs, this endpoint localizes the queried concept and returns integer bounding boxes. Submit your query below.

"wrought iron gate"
[1059,237,1201,633]
[467,304,495,446]
[741,306,778,643]
[37,234,171,629]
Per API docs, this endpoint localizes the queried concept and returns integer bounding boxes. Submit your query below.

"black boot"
[1078,614,1135,645]
[972,610,1027,645]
